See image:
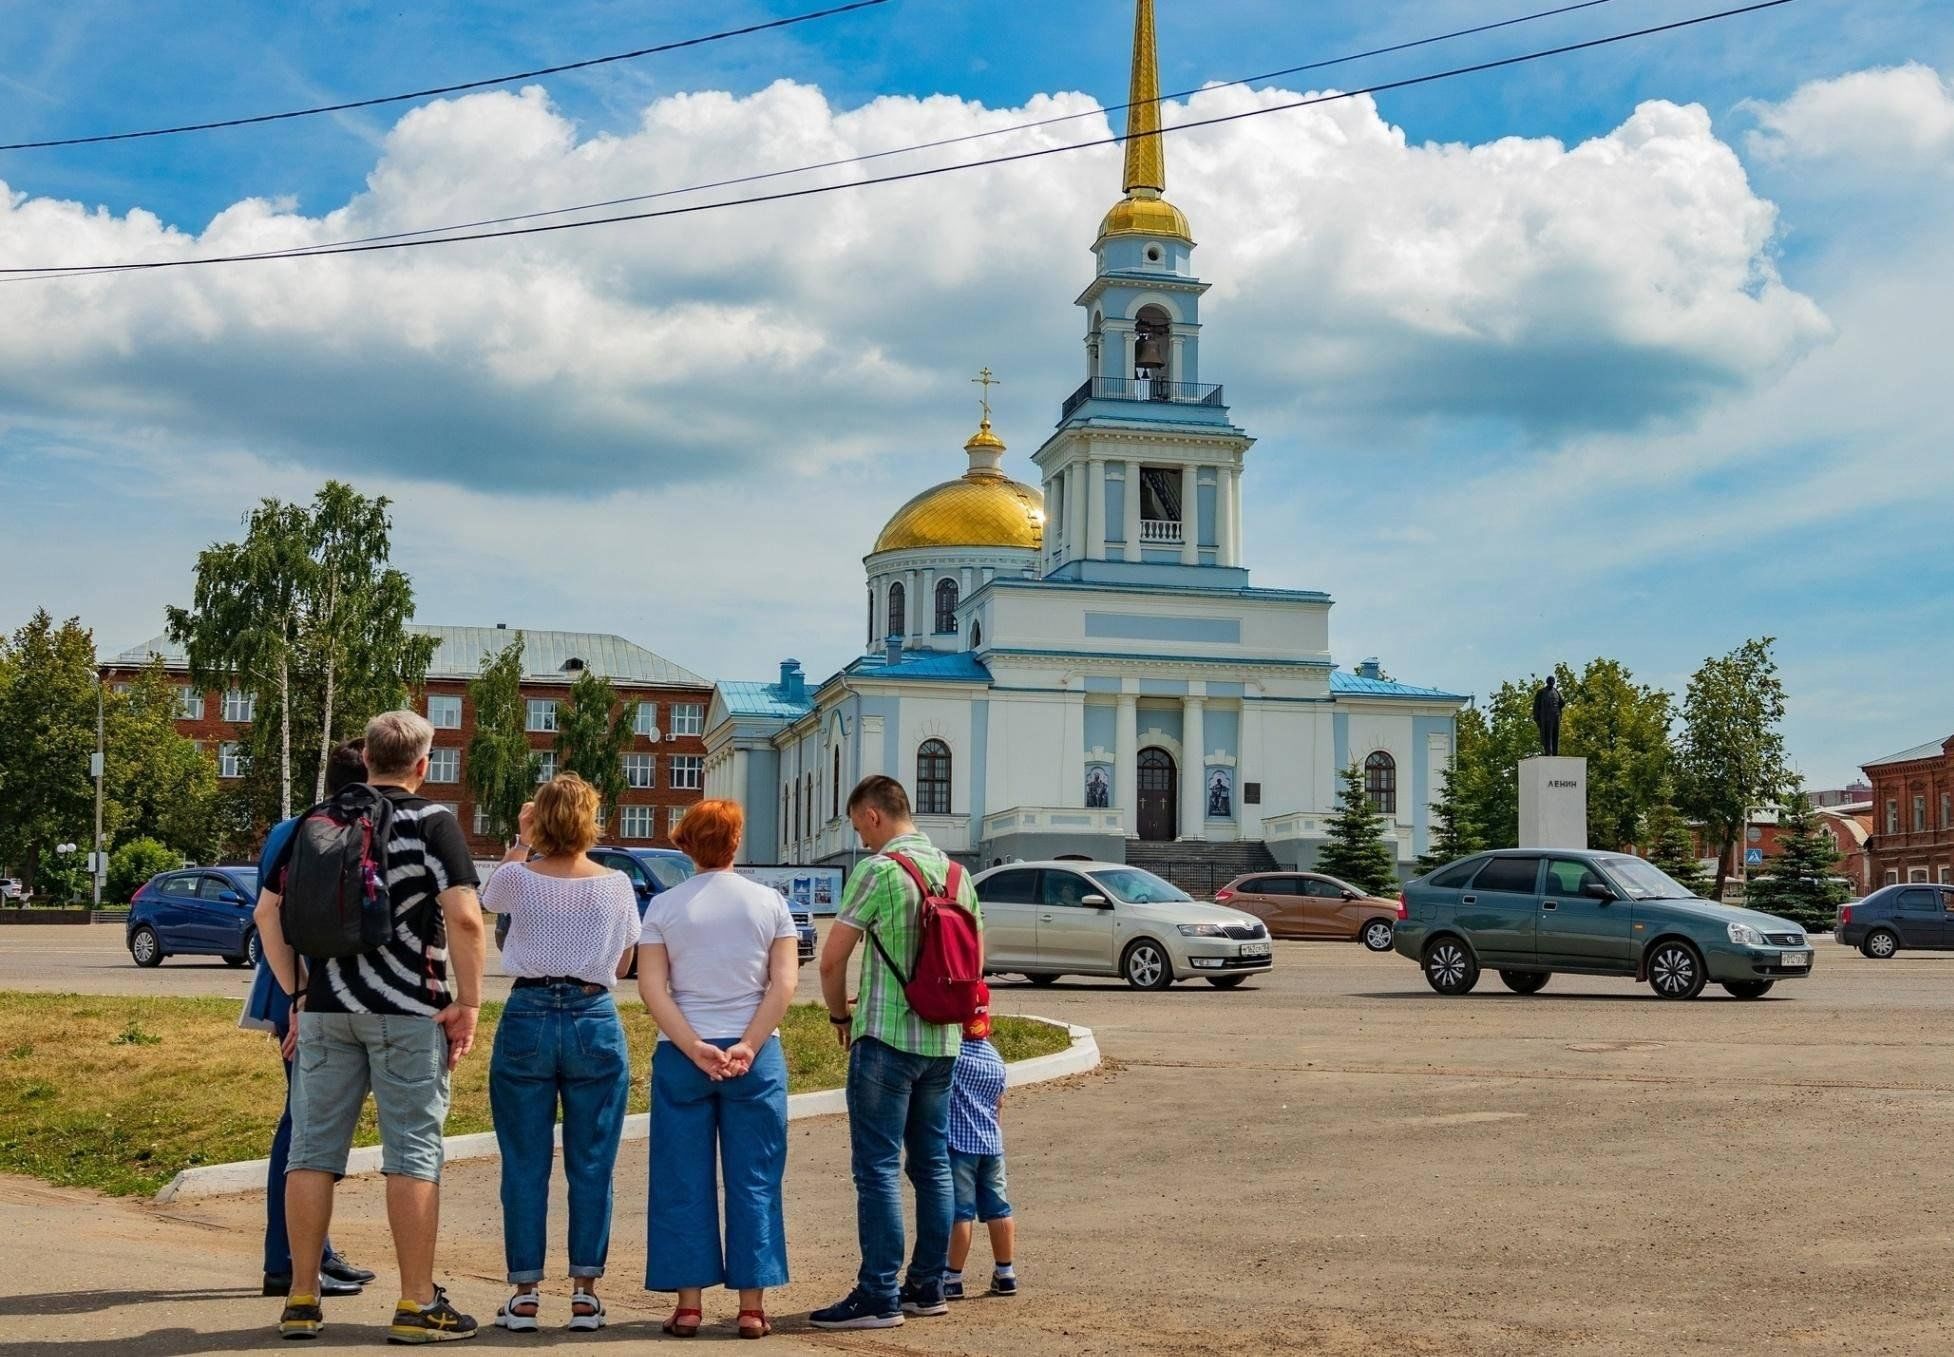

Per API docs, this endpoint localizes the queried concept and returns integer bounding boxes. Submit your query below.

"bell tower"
[1032,0,1253,585]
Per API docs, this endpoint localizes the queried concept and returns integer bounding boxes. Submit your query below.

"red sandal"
[738,1308,772,1339]
[663,1307,702,1337]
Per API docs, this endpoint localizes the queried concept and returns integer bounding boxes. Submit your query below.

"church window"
[970,620,983,650]
[1133,305,1173,385]
[832,745,841,819]
[887,582,907,638]
[916,740,952,816]
[934,579,959,634]
[1365,752,1397,815]
[793,780,801,842]
[868,588,876,644]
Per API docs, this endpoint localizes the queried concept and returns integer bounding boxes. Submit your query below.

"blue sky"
[1,0,1950,789]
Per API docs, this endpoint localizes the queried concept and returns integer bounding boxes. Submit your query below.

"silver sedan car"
[973,861,1274,990]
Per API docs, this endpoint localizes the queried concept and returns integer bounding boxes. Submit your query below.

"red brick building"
[105,625,713,860]
[1862,734,1954,888]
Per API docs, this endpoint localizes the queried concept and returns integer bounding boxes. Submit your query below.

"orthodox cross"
[971,366,1001,423]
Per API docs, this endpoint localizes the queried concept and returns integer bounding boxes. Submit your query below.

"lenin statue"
[1532,676,1566,756]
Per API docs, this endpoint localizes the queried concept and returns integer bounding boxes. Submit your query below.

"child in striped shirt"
[943,1011,1016,1299]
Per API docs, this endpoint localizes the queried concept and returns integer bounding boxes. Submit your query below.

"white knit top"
[483,863,641,987]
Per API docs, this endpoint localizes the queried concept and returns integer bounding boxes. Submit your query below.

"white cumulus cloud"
[1743,62,1954,172]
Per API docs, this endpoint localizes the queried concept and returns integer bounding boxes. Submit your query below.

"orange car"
[1215,872,1398,950]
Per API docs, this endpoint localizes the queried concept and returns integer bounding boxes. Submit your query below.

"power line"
[2,0,1798,281]
[0,0,890,152]
[176,0,1638,263]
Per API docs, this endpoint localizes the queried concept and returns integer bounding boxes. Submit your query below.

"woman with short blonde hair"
[483,773,639,1333]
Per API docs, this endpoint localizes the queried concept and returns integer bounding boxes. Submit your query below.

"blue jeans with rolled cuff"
[645,1035,790,1292]
[846,1036,956,1310]
[489,984,633,1283]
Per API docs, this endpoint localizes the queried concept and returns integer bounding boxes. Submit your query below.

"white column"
[1115,694,1139,837]
[1169,334,1186,386]
[1231,465,1245,563]
[1238,699,1262,838]
[1179,463,1200,564]
[1216,468,1236,567]
[912,569,927,637]
[1124,459,1143,556]
[1086,457,1107,560]
[1180,697,1206,839]
[1070,464,1089,564]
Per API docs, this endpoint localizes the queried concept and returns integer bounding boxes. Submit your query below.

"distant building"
[1814,808,1875,896]
[102,626,712,859]
[1807,781,1872,808]
[1862,734,1954,887]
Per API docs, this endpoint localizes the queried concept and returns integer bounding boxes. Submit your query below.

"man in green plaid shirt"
[813,776,984,1331]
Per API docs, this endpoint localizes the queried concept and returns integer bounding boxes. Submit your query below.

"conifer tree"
[1318,762,1400,895]
[1746,789,1849,928]
[1414,766,1484,875]
[1641,793,1709,897]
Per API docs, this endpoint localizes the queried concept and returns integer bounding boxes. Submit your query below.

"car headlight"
[1727,922,1765,947]
[1176,923,1226,937]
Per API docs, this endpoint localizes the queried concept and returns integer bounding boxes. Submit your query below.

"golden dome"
[872,420,1045,554]
[1097,193,1193,246]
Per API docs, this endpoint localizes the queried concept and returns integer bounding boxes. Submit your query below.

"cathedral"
[703,0,1466,874]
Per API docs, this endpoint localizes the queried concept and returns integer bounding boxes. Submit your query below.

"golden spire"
[1122,0,1165,197]
[964,365,1006,475]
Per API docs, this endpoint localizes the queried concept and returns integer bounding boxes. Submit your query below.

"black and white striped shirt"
[270,789,481,1017]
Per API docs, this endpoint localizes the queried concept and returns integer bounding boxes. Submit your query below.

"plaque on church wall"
[1085,763,1112,808]
[1243,782,1260,805]
[1206,767,1234,819]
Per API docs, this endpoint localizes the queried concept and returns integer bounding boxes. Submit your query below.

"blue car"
[127,865,262,968]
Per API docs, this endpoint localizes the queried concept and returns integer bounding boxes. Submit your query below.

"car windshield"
[642,856,695,891]
[1087,868,1192,904]
[1604,858,1696,901]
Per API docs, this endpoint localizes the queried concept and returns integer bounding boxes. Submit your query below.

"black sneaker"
[943,1276,966,1302]
[900,1277,949,1317]
[322,1252,378,1286]
[387,1286,478,1344]
[990,1270,1019,1297]
[264,1272,363,1298]
[808,1289,904,1330]
[278,1294,323,1341]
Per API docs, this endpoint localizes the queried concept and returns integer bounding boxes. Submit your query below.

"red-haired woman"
[636,799,799,1339]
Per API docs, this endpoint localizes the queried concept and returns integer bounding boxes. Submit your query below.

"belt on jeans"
[512,976,607,995]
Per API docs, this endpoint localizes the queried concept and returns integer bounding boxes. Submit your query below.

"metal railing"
[1061,376,1226,420]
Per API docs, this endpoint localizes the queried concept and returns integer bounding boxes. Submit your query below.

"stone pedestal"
[1518,756,1588,850]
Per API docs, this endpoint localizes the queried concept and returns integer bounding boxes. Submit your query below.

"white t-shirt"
[637,869,798,1041]
[483,862,640,988]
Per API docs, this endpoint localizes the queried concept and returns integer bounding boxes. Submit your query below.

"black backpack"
[280,783,396,959]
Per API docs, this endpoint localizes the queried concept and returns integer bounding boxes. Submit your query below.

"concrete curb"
[153,1016,1099,1205]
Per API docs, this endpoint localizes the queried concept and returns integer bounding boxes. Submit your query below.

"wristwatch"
[829,1012,851,1026]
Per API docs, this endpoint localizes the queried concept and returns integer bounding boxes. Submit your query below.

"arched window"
[867,587,875,644]
[1364,751,1397,815]
[887,581,906,638]
[793,779,801,841]
[832,744,841,819]
[970,620,983,650]
[916,739,952,816]
[934,578,959,634]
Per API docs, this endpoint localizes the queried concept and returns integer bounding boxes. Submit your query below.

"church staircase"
[1124,839,1279,899]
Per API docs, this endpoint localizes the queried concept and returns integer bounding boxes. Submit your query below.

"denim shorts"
[950,1149,1011,1223]
[288,1011,451,1182]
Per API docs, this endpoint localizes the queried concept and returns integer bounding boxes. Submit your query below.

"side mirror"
[636,882,653,899]
[223,891,249,906]
[1081,893,1111,909]
[1582,881,1618,902]
[1341,889,1360,900]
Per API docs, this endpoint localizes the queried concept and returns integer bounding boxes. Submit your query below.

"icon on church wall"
[1206,767,1233,819]
[1085,764,1112,809]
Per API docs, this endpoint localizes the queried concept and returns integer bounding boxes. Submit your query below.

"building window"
[1943,792,1952,830]
[668,806,686,839]
[623,753,655,788]
[1909,867,1930,883]
[222,689,256,722]
[219,742,247,779]
[1885,869,1900,885]
[473,805,492,836]
[670,755,703,790]
[832,745,841,820]
[427,694,462,729]
[934,579,959,634]
[916,739,952,816]
[526,698,558,733]
[1886,799,1899,834]
[634,702,658,737]
[793,780,802,841]
[868,587,876,644]
[887,581,907,638]
[177,686,205,721]
[669,703,704,737]
[535,749,557,784]
[426,748,460,783]
[1364,751,1397,815]
[620,805,655,840]
[1914,795,1929,832]
[970,620,982,650]
[1941,866,1952,884]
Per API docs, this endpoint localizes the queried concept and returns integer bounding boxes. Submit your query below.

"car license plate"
[1779,950,1811,968]
[1239,942,1271,958]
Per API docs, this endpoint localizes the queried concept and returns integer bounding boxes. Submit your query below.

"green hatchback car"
[1394,849,1814,1000]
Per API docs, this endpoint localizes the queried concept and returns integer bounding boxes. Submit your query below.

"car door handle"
[1542,900,1558,911]
[1039,913,1054,922]
[1460,894,1477,905]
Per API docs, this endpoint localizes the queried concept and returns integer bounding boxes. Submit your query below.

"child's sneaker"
[990,1270,1018,1297]
[943,1275,966,1302]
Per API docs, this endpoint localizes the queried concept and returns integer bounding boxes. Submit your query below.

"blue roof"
[1330,671,1468,701]
[718,680,813,720]
[845,652,993,683]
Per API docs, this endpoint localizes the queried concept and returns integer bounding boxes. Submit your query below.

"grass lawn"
[0,993,1071,1197]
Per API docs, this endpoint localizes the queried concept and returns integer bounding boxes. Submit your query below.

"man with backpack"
[253,710,487,1343]
[812,775,985,1331]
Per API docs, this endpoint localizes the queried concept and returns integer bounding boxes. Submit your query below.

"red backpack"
[865,851,987,1026]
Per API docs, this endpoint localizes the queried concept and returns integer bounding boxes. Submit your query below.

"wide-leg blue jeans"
[845,1036,955,1309]
[645,1036,790,1292]
[488,984,632,1283]
[264,1054,334,1277]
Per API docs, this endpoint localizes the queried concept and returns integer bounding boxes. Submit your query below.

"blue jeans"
[646,1036,790,1292]
[264,1054,334,1276]
[846,1037,956,1308]
[489,985,632,1282]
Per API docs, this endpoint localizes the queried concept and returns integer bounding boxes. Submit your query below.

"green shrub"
[108,838,182,901]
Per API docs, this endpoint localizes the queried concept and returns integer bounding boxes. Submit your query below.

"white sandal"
[568,1289,606,1332]
[495,1288,541,1332]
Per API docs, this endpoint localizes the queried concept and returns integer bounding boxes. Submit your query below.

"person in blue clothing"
[241,740,376,1299]
[942,1011,1017,1301]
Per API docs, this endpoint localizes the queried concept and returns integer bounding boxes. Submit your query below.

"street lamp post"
[92,674,105,909]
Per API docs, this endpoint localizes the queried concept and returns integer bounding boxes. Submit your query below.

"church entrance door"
[1137,748,1178,841]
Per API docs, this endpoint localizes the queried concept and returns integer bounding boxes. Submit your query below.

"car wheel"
[222,953,247,968]
[1360,919,1395,952]
[1646,940,1707,999]
[1499,969,1550,995]
[1722,980,1774,999]
[245,929,262,968]
[1207,975,1248,989]
[129,926,164,968]
[1122,939,1173,991]
[1422,937,1479,995]
[1026,973,1061,987]
[1862,929,1898,959]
